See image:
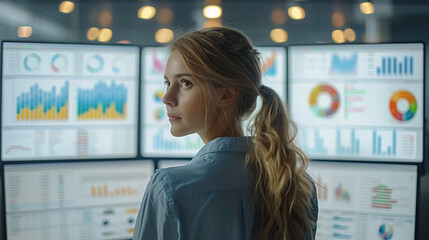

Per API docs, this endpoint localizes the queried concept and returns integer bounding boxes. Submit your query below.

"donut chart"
[24,53,41,72]
[112,57,126,73]
[378,224,394,240]
[309,84,340,117]
[389,90,417,121]
[51,53,68,73]
[86,54,104,73]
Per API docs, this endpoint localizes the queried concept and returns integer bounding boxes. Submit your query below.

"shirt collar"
[192,136,252,160]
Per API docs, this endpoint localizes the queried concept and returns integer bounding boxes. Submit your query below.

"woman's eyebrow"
[164,73,193,80]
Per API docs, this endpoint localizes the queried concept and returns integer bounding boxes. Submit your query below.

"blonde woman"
[133,27,318,240]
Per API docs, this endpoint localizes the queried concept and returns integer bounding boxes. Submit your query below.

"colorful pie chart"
[389,90,417,121]
[378,224,394,240]
[309,84,340,117]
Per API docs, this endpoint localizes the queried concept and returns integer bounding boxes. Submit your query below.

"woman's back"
[133,137,318,240]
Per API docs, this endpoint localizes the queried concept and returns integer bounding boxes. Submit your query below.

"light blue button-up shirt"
[133,137,317,240]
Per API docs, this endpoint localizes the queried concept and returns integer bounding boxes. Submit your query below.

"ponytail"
[246,85,315,240]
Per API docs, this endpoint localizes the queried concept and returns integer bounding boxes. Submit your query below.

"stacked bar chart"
[77,81,127,120]
[377,56,413,75]
[372,184,397,210]
[16,82,69,120]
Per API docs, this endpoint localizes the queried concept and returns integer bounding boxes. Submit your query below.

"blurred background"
[0,0,428,239]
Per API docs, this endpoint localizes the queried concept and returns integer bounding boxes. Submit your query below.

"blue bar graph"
[336,129,360,155]
[153,129,204,151]
[372,130,396,157]
[377,56,414,76]
[304,129,328,155]
[77,81,127,119]
[154,128,182,150]
[330,53,357,74]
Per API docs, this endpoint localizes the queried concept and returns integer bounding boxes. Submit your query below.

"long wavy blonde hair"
[170,27,316,240]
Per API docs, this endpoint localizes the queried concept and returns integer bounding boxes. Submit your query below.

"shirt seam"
[177,188,254,199]
[196,150,247,159]
[157,172,179,239]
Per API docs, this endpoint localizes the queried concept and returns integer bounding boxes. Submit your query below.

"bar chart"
[153,128,204,152]
[16,81,69,121]
[376,56,413,76]
[90,184,139,198]
[372,130,396,157]
[329,53,357,74]
[371,184,397,210]
[77,81,127,120]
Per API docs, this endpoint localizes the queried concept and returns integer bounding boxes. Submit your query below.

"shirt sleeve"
[133,171,178,240]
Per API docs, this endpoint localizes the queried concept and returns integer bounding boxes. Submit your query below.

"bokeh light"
[138,6,156,20]
[288,6,305,20]
[360,2,375,15]
[332,29,346,43]
[271,9,287,25]
[155,28,174,43]
[203,5,222,19]
[59,1,74,14]
[17,26,33,38]
[98,28,112,42]
[87,27,99,41]
[270,28,288,43]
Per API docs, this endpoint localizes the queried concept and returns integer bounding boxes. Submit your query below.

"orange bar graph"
[77,103,127,120]
[91,184,139,198]
[16,105,68,120]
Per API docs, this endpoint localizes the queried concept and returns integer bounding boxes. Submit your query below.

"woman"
[133,27,318,240]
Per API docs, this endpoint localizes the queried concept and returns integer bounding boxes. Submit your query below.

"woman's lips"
[167,113,181,121]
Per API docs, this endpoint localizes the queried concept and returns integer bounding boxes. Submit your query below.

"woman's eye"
[181,80,193,88]
[163,80,170,89]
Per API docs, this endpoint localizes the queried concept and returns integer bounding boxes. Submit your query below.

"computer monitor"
[1,42,140,161]
[140,46,287,157]
[308,161,418,240]
[288,43,424,162]
[3,160,154,240]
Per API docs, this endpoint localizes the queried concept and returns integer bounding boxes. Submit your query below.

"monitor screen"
[308,161,418,240]
[4,160,154,240]
[141,46,287,157]
[1,42,140,161]
[288,43,424,162]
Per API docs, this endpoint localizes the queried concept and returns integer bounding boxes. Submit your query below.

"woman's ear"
[218,87,239,107]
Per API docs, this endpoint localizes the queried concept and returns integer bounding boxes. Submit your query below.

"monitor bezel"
[0,40,143,163]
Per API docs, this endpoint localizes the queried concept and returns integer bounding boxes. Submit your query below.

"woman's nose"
[162,87,176,106]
